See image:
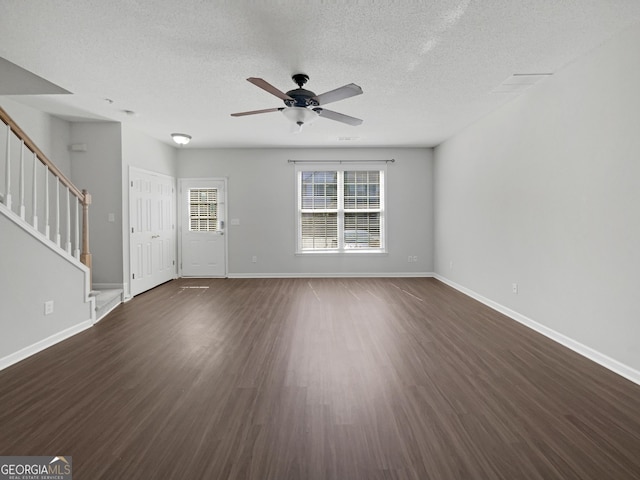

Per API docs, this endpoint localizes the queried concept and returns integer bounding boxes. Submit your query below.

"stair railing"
[0,106,92,284]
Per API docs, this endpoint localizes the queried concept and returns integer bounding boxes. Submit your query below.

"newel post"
[80,189,93,289]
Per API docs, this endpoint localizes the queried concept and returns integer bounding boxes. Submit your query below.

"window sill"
[295,249,388,257]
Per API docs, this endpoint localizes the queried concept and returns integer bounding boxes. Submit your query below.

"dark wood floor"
[1,278,640,479]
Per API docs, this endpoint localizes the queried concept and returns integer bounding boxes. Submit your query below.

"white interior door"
[180,178,227,277]
[130,168,176,296]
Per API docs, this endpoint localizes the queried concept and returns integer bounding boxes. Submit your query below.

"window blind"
[297,167,385,253]
[189,188,218,232]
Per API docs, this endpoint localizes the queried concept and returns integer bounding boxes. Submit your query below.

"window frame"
[295,163,387,255]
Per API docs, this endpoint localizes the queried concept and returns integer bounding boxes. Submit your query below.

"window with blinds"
[297,167,385,253]
[189,188,218,231]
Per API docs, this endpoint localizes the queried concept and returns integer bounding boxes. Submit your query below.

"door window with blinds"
[296,165,385,253]
[189,188,218,231]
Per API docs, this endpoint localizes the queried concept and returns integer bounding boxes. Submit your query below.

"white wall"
[121,126,176,178]
[70,122,124,286]
[434,24,640,374]
[178,147,433,276]
[0,97,72,175]
[0,211,92,365]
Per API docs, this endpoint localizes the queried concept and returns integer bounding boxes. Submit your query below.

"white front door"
[180,178,227,277]
[130,168,176,296]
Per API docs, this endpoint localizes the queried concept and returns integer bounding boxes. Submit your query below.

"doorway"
[129,167,176,296]
[179,178,227,277]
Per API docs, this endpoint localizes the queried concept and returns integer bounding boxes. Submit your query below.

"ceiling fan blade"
[230,107,283,117]
[315,108,363,126]
[313,83,363,106]
[247,78,293,101]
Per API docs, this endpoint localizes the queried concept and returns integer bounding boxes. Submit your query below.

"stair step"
[91,289,123,321]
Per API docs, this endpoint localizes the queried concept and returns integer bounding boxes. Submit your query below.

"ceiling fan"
[231,73,363,132]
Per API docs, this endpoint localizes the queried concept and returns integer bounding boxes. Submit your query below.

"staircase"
[0,105,120,369]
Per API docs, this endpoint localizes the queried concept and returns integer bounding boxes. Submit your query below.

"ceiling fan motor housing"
[283,73,319,107]
[284,88,319,108]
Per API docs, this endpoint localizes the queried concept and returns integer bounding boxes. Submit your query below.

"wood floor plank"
[1,277,640,479]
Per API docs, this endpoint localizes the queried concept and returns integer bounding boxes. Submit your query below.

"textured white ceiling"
[1,1,640,148]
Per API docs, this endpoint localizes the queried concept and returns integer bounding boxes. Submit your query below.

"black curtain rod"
[288,159,395,164]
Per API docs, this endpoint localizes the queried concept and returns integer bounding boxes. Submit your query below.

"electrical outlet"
[408,255,413,263]
[449,260,454,270]
[412,256,418,263]
[44,300,54,315]
[252,256,257,263]
[512,283,518,294]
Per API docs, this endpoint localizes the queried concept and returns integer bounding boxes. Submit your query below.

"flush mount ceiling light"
[171,133,192,145]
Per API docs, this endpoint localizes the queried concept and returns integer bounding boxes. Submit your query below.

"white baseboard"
[434,274,640,386]
[0,319,93,372]
[227,272,435,279]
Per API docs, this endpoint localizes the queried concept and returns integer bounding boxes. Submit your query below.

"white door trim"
[178,177,229,278]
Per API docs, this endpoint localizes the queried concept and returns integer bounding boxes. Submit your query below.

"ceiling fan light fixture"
[171,133,192,145]
[281,107,319,128]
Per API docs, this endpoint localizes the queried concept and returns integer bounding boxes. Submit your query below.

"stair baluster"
[44,165,50,239]
[55,180,60,247]
[74,197,80,260]
[32,151,38,230]
[19,140,25,219]
[4,123,11,210]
